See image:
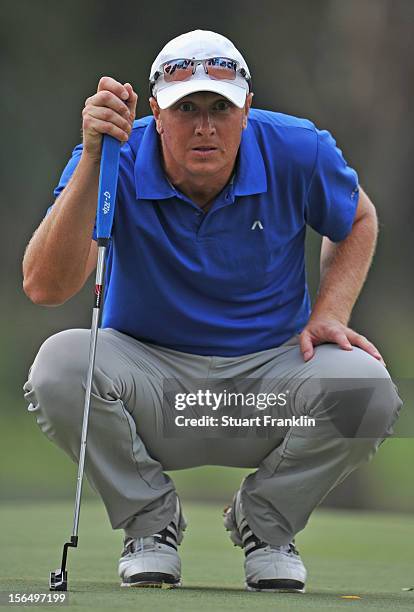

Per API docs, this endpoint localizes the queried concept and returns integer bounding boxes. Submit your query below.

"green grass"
[1,501,413,611]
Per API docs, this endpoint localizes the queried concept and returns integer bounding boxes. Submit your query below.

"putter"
[49,134,121,591]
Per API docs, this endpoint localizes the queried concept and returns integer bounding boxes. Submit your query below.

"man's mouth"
[191,146,218,157]
[192,146,218,151]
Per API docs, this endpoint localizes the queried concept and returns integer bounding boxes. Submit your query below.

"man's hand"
[299,315,385,365]
[82,76,138,161]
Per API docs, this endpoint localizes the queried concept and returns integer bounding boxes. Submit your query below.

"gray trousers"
[23,328,402,545]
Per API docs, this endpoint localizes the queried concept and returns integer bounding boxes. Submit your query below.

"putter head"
[49,569,68,591]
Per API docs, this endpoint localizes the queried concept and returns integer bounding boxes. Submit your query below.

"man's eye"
[179,102,195,112]
[214,100,230,111]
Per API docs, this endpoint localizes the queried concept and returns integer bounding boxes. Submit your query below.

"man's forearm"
[22,153,100,305]
[311,210,378,325]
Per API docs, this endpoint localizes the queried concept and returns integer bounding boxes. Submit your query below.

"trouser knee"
[24,329,93,435]
[300,363,402,445]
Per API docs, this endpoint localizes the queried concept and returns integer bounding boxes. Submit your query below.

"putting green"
[1,500,413,611]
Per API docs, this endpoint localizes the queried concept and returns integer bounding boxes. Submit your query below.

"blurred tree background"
[1,0,413,510]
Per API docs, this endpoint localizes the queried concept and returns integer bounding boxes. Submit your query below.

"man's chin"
[186,157,223,175]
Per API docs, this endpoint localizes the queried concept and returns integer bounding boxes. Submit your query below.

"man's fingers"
[83,117,130,142]
[347,331,385,364]
[86,90,131,117]
[82,77,137,157]
[301,319,386,367]
[332,331,353,351]
[85,105,131,137]
[124,82,138,120]
[97,75,129,100]
[300,331,314,361]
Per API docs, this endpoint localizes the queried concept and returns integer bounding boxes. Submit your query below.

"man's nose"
[195,111,216,135]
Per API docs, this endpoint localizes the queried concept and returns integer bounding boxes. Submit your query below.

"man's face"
[150,91,253,178]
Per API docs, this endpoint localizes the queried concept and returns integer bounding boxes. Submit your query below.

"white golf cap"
[149,30,251,109]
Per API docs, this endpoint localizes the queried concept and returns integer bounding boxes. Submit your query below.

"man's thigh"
[35,330,394,470]
[98,329,288,469]
[130,336,391,469]
[197,339,399,467]
[29,328,279,470]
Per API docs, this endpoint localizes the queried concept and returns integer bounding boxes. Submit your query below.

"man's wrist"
[308,302,350,326]
[80,148,103,169]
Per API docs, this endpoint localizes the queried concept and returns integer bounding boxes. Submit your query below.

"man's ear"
[242,92,254,129]
[149,96,164,134]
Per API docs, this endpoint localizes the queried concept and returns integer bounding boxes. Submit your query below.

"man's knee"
[302,346,402,439]
[24,329,90,425]
[312,343,389,379]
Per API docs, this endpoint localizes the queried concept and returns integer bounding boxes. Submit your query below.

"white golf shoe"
[118,497,186,588]
[223,490,307,593]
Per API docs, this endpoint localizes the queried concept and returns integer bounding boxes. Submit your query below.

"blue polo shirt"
[51,109,359,356]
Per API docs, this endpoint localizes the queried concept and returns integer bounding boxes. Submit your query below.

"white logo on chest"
[251,220,264,230]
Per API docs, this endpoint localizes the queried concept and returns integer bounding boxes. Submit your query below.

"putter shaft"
[50,244,107,591]
[72,244,107,537]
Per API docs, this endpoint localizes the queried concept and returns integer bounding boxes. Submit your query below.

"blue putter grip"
[96,135,121,241]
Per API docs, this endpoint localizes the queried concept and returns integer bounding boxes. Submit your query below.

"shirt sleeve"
[305,128,359,242]
[46,143,98,241]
